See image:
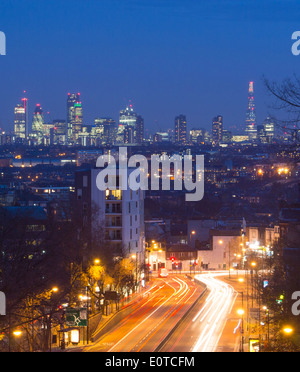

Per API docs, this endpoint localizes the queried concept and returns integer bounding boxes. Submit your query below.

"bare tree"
[264,75,300,142]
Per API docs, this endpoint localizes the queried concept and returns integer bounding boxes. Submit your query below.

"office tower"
[154,132,169,143]
[124,126,135,144]
[135,115,144,145]
[120,104,137,127]
[67,93,81,143]
[257,125,267,143]
[189,128,204,144]
[31,104,44,144]
[95,117,116,145]
[212,115,223,145]
[262,116,275,143]
[75,168,145,260]
[174,115,187,145]
[14,104,26,140]
[119,103,144,144]
[53,120,67,145]
[245,81,257,140]
[222,130,232,144]
[72,102,83,141]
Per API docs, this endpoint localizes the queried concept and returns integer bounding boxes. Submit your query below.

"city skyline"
[0,0,299,133]
[8,80,275,139]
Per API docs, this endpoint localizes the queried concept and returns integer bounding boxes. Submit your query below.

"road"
[159,272,238,352]
[85,275,203,352]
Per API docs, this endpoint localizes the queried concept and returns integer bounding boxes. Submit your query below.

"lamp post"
[251,262,257,308]
[132,254,138,293]
[49,287,59,352]
[237,308,245,352]
[189,230,196,275]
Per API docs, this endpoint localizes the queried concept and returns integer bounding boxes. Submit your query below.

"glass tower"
[67,93,81,143]
[245,81,257,140]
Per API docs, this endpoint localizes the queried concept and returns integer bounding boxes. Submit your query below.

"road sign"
[105,291,121,301]
[66,308,87,327]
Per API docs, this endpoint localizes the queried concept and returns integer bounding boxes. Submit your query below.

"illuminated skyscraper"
[120,104,137,127]
[14,96,28,141]
[212,115,223,145]
[31,104,44,145]
[118,103,144,144]
[262,116,275,142]
[245,82,257,140]
[174,115,187,145]
[95,117,116,145]
[14,105,26,141]
[135,115,144,145]
[67,93,81,143]
[72,102,83,141]
[32,104,44,130]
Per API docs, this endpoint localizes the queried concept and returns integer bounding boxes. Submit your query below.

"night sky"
[0,0,299,134]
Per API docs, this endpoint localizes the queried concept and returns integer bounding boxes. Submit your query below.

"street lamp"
[250,262,257,308]
[131,254,138,292]
[237,309,245,352]
[189,230,196,275]
[13,330,22,337]
[283,326,294,336]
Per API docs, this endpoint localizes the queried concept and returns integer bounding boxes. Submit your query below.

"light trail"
[192,273,237,352]
[107,276,199,352]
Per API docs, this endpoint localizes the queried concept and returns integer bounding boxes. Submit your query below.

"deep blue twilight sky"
[0,0,299,134]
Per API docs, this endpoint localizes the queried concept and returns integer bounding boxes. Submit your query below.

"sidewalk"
[57,280,156,352]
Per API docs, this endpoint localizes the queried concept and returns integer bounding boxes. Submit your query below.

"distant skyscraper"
[212,115,223,145]
[14,102,27,141]
[174,115,187,145]
[72,102,83,141]
[31,104,44,144]
[118,103,144,144]
[262,116,275,142]
[135,115,144,145]
[67,93,81,143]
[120,104,137,127]
[52,119,67,145]
[245,82,257,140]
[95,117,116,145]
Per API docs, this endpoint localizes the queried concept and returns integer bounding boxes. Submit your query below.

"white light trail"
[192,273,237,352]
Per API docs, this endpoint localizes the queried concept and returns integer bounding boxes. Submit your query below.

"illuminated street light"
[94,259,100,265]
[13,330,22,337]
[237,308,245,352]
[283,327,294,335]
[52,287,59,293]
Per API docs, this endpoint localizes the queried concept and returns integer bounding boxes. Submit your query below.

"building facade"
[174,115,187,145]
[75,168,145,261]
